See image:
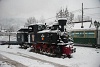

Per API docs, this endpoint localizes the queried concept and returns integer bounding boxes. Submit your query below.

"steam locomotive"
[17,17,76,58]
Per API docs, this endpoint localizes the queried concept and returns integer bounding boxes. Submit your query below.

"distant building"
[70,24,100,47]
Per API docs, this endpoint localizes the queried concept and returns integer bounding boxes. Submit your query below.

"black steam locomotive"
[17,18,76,58]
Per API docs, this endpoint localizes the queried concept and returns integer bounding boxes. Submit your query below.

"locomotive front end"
[57,17,76,57]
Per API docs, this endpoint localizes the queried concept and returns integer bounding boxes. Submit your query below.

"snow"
[0,36,16,41]
[19,27,28,29]
[30,23,44,25]
[38,30,60,33]
[72,23,95,29]
[0,45,54,67]
[38,30,50,33]
[0,52,54,67]
[58,18,67,20]
[0,61,15,67]
[0,45,100,67]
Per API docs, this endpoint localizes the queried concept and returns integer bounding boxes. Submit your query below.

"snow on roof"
[72,22,96,29]
[70,22,100,31]
[38,30,60,33]
[58,18,67,20]
[47,22,58,27]
[71,28,96,31]
[52,22,58,25]
[19,26,28,30]
[21,27,28,29]
[38,30,50,33]
[29,23,44,26]
[70,28,100,32]
[50,30,60,33]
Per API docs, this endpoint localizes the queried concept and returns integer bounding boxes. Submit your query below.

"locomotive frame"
[17,19,76,58]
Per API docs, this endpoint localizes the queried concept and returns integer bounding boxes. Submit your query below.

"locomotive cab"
[28,24,46,33]
[28,23,46,44]
[17,27,29,48]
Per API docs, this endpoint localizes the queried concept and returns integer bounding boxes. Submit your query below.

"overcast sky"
[0,0,100,21]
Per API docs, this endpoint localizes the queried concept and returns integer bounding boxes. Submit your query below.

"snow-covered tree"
[39,16,45,24]
[69,12,74,22]
[25,17,37,27]
[56,7,74,22]
[56,7,74,29]
[7,26,15,32]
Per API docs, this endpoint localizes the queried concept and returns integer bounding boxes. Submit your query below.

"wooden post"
[8,31,10,48]
[81,3,84,28]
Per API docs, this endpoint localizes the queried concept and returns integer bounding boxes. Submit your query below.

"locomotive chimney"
[58,18,67,32]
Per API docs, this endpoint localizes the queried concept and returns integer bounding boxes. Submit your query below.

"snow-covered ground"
[0,45,100,67]
[0,61,15,67]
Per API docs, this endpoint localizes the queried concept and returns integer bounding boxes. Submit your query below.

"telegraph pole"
[81,3,84,28]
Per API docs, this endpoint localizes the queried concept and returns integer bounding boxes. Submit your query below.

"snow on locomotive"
[33,18,76,58]
[17,10,76,58]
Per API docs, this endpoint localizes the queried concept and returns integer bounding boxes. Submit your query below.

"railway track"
[0,50,68,67]
[0,54,27,67]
